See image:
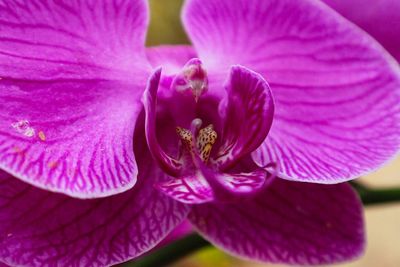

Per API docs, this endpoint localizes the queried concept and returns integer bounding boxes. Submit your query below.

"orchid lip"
[143,62,278,205]
[144,63,275,182]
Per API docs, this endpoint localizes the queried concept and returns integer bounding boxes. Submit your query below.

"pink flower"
[0,0,399,266]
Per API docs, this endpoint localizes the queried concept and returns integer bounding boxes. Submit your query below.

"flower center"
[170,59,218,165]
[176,121,218,163]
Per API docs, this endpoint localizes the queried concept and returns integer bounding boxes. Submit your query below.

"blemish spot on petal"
[13,146,25,156]
[47,161,58,169]
[12,120,35,138]
[38,131,46,141]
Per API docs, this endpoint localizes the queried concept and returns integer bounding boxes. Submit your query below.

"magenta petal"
[323,0,400,61]
[142,68,183,177]
[0,0,150,80]
[196,155,274,200]
[146,45,197,75]
[189,179,365,265]
[0,167,189,266]
[214,168,270,195]
[183,0,400,182]
[215,66,274,170]
[0,79,145,198]
[156,173,214,204]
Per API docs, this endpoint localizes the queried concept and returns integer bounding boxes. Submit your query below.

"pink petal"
[183,0,400,183]
[142,68,183,177]
[323,0,400,61]
[0,79,145,198]
[189,179,365,265]
[156,173,214,204]
[146,45,197,75]
[0,144,190,266]
[0,0,150,80]
[215,66,274,170]
[214,168,271,196]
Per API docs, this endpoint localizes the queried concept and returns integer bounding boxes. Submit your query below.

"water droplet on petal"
[12,120,35,138]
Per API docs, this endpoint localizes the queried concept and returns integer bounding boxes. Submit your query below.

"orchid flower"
[323,0,400,62]
[0,0,399,266]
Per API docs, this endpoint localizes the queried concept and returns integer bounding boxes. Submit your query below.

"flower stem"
[356,184,400,205]
[124,233,210,267]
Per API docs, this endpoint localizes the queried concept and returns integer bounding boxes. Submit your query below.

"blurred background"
[147,0,400,266]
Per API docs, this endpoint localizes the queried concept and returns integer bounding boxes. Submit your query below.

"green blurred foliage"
[174,247,236,267]
[147,0,190,46]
